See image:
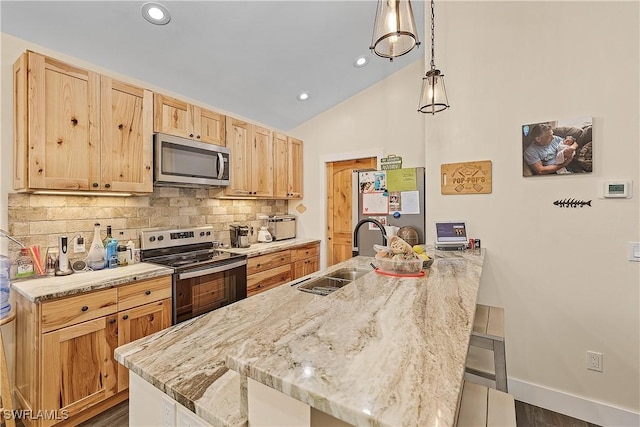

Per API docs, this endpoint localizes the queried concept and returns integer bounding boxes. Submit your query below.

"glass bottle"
[87,223,106,270]
[103,225,119,268]
[15,247,35,278]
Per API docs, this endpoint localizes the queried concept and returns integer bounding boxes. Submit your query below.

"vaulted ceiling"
[1,1,425,131]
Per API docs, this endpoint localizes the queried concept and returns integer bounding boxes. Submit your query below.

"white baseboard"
[509,377,640,426]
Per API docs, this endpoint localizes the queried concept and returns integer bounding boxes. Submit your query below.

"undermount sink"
[297,268,371,296]
[323,268,370,281]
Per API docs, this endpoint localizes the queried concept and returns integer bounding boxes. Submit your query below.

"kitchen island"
[115,248,485,427]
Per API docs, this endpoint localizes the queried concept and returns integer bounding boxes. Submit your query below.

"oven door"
[173,259,247,324]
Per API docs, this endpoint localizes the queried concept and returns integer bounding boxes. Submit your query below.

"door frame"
[320,148,384,270]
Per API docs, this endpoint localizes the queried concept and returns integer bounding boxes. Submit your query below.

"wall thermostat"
[603,180,631,198]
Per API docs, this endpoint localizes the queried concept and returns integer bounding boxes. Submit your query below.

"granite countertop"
[115,248,485,427]
[220,237,320,258]
[11,263,174,303]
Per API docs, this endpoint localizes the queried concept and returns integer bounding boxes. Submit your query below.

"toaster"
[267,215,296,241]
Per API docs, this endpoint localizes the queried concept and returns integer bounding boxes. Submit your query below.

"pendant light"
[418,0,449,114]
[370,0,420,61]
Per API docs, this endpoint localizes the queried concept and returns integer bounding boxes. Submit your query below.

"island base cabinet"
[247,378,351,427]
[130,372,212,427]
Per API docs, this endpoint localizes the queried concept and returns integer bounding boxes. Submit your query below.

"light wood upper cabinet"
[252,125,274,197]
[225,117,252,196]
[13,51,153,193]
[224,118,273,197]
[154,93,225,145]
[273,133,303,199]
[101,78,153,192]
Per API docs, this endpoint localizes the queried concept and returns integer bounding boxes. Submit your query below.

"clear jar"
[117,245,128,267]
[15,247,35,278]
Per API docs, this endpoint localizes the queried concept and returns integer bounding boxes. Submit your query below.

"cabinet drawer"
[291,243,320,262]
[41,288,118,333]
[118,276,172,311]
[247,264,292,297]
[247,250,291,276]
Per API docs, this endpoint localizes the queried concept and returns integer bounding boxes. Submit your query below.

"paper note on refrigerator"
[362,192,389,214]
[398,191,420,214]
[387,168,417,192]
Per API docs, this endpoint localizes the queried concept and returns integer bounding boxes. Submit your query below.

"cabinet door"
[154,94,193,139]
[287,137,303,199]
[27,52,99,190]
[273,132,289,198]
[101,78,153,192]
[117,299,172,391]
[251,125,273,197]
[194,106,225,146]
[224,117,252,196]
[292,257,320,280]
[41,317,117,424]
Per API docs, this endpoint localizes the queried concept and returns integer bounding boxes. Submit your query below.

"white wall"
[293,1,639,425]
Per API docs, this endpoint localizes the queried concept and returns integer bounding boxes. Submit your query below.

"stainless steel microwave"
[154,133,230,187]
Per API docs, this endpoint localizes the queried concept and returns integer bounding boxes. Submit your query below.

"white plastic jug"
[384,226,399,237]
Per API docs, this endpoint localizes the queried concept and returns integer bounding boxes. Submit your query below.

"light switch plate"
[74,236,85,253]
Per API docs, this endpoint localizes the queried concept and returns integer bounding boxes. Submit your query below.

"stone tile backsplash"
[7,187,287,267]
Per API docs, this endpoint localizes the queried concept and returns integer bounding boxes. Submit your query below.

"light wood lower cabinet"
[247,243,320,297]
[291,244,320,280]
[14,275,172,427]
[247,251,292,297]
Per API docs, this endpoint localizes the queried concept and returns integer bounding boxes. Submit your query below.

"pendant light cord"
[430,0,435,71]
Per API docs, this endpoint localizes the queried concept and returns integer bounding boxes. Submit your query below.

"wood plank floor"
[15,399,596,427]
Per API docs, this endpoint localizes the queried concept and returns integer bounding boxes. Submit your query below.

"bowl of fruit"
[374,236,431,276]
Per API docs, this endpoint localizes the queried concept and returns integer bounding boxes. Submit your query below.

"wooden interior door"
[326,157,377,266]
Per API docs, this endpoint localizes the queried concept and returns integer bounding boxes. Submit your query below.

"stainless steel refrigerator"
[352,167,426,257]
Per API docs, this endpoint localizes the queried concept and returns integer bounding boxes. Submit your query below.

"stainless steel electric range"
[140,226,247,324]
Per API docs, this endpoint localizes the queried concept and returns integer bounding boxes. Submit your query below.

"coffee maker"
[229,225,250,248]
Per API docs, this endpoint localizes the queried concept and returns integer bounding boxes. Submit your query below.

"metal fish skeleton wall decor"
[553,198,592,208]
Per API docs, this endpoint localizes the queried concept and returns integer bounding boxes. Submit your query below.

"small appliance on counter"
[229,225,251,248]
[55,235,73,276]
[267,215,296,241]
[256,215,272,243]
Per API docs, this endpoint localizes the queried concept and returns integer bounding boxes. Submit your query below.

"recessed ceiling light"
[141,2,171,25]
[297,92,310,101]
[354,56,369,68]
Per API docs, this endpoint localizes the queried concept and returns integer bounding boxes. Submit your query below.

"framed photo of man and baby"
[522,116,593,177]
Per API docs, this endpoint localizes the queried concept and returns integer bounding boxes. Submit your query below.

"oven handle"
[177,259,247,280]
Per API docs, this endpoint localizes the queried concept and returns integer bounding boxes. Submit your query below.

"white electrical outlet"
[73,236,85,253]
[587,351,603,372]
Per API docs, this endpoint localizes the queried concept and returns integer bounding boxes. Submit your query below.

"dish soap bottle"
[87,223,106,270]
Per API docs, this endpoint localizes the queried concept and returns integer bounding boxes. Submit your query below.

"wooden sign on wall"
[441,160,492,195]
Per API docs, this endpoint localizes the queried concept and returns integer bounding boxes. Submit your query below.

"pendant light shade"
[418,69,449,114]
[418,0,449,114]
[370,0,420,61]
